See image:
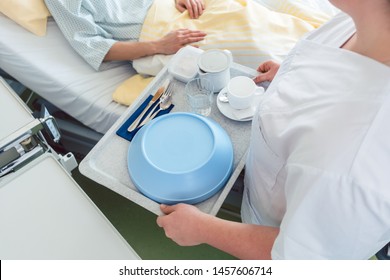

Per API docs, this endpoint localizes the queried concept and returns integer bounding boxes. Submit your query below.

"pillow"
[0,0,50,36]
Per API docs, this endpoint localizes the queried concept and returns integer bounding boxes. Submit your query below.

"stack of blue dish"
[127,112,234,204]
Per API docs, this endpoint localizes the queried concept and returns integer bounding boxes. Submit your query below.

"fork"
[127,79,170,132]
[137,85,174,128]
[129,83,174,132]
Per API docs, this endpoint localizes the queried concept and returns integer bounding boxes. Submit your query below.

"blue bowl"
[127,112,234,204]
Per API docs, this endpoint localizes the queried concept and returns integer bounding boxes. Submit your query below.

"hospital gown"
[44,0,154,70]
[242,13,390,259]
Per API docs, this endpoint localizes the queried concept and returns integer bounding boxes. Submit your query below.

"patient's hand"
[157,28,207,54]
[175,0,205,19]
[254,60,280,83]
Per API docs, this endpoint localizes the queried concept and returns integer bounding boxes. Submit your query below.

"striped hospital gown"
[44,0,154,70]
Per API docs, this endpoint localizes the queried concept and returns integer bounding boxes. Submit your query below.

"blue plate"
[127,112,234,204]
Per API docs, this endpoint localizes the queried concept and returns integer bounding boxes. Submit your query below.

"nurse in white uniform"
[157,0,390,259]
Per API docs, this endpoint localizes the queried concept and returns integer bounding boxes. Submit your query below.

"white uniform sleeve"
[45,0,116,70]
[271,164,390,259]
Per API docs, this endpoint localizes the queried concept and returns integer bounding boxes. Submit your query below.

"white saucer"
[216,87,261,121]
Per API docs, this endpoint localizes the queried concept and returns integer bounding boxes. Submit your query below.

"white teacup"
[227,76,264,110]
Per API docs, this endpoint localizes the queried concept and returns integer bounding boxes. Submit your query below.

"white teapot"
[197,49,233,92]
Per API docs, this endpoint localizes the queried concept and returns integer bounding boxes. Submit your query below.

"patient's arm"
[45,0,206,71]
[104,29,206,62]
[175,0,206,19]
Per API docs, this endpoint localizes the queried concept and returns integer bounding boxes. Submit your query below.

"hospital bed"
[0,0,338,157]
[0,13,134,156]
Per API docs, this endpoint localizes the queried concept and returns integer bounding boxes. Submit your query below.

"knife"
[127,79,169,132]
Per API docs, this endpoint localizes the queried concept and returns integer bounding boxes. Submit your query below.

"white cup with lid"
[197,49,233,92]
[227,76,264,110]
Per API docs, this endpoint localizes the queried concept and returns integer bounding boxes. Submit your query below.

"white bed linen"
[0,14,135,134]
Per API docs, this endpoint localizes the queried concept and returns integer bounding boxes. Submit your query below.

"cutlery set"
[127,79,173,133]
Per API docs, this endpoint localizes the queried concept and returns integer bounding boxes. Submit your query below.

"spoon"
[218,90,229,103]
[145,96,172,122]
[137,87,173,128]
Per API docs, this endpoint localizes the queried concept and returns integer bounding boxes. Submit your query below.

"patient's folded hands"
[175,0,206,19]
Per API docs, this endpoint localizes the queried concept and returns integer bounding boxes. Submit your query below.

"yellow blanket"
[254,0,338,27]
[113,0,334,106]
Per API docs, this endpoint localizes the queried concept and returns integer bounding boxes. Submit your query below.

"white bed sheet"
[0,14,136,134]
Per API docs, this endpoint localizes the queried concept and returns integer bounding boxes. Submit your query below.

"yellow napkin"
[112,74,154,106]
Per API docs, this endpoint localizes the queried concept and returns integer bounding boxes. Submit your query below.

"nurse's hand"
[156,28,207,54]
[157,203,209,246]
[253,60,280,83]
[175,0,205,19]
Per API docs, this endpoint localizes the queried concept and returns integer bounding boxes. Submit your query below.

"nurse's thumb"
[160,204,176,214]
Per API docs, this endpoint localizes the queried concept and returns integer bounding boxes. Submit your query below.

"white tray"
[80,63,258,215]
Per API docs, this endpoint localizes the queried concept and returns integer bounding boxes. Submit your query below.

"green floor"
[72,167,240,260]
